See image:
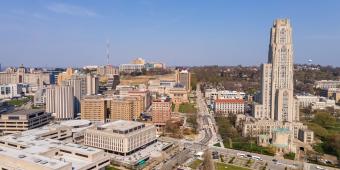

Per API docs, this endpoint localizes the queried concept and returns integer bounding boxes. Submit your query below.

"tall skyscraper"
[253,19,299,122]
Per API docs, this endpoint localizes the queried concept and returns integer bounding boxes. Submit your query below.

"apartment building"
[152,98,172,127]
[81,95,108,122]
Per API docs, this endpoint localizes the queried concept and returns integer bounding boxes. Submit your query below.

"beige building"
[169,85,189,104]
[57,68,74,85]
[119,64,145,73]
[0,65,50,89]
[0,127,110,170]
[242,119,308,139]
[315,80,340,89]
[81,95,108,122]
[125,95,144,119]
[97,65,119,76]
[84,120,157,156]
[46,85,75,120]
[110,98,134,121]
[86,74,99,95]
[253,19,299,122]
[0,109,51,135]
[132,57,145,65]
[214,99,245,116]
[176,69,191,92]
[152,98,172,127]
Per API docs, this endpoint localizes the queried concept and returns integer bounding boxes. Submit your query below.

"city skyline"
[1,1,340,67]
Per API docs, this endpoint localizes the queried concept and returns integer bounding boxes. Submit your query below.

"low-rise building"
[0,126,109,170]
[119,64,145,73]
[296,95,319,108]
[241,119,311,143]
[84,120,157,156]
[315,80,340,89]
[214,99,245,116]
[298,129,314,144]
[0,83,28,99]
[169,84,189,104]
[0,109,51,135]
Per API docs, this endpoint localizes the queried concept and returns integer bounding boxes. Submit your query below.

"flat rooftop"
[100,120,145,132]
[0,127,106,170]
[1,109,45,116]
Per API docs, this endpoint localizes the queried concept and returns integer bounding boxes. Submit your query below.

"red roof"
[215,99,244,104]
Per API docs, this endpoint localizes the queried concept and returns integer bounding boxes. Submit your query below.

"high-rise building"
[81,95,108,122]
[55,85,74,120]
[151,98,172,126]
[253,19,299,122]
[86,74,99,95]
[176,69,191,92]
[110,98,134,121]
[46,85,74,120]
[57,67,74,85]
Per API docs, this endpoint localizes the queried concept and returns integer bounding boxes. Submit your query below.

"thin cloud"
[46,3,97,17]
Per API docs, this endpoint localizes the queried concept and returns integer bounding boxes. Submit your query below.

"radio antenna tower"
[106,40,110,65]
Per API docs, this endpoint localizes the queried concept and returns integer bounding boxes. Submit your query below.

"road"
[155,84,337,170]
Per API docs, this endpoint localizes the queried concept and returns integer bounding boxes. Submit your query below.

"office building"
[84,120,157,156]
[0,109,51,135]
[175,69,191,92]
[214,99,245,116]
[81,95,108,122]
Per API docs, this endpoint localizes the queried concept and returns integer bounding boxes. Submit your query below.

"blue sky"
[0,0,340,67]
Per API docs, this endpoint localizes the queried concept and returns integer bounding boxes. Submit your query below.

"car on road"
[246,154,252,158]
[252,155,262,161]
[237,153,246,157]
[316,166,326,170]
[272,159,278,162]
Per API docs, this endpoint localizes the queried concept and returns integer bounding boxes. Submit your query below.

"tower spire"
[106,40,110,65]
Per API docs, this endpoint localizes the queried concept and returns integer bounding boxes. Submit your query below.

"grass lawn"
[179,103,197,113]
[105,166,119,170]
[215,162,250,170]
[223,137,275,156]
[189,159,202,169]
[6,98,30,107]
[214,143,221,147]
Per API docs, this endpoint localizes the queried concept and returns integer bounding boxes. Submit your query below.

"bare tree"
[202,149,215,170]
